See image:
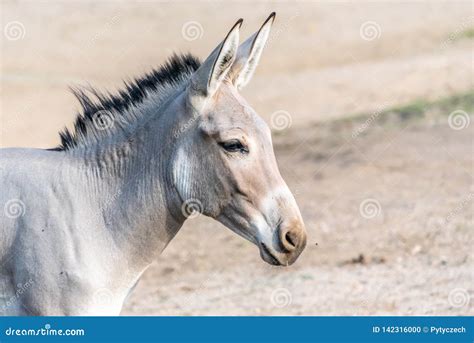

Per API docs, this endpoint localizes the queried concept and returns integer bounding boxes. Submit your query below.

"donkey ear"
[190,19,242,99]
[230,12,275,90]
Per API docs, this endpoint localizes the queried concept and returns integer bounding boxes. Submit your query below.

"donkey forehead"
[204,84,271,137]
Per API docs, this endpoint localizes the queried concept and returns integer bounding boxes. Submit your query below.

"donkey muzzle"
[260,219,307,266]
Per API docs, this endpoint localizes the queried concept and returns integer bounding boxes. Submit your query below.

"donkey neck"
[76,89,189,271]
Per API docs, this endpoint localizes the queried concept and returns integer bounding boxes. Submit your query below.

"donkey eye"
[219,140,248,153]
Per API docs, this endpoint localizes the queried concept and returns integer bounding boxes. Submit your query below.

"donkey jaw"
[259,238,307,267]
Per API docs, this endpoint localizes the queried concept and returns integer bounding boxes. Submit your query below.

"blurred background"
[1,1,472,315]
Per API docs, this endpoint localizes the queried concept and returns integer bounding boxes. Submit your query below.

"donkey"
[0,13,307,315]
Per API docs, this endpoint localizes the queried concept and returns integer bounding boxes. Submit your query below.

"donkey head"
[172,14,307,266]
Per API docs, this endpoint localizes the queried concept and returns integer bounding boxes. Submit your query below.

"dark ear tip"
[258,13,275,31]
[235,18,244,28]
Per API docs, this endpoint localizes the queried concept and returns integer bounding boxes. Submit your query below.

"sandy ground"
[1,1,473,315]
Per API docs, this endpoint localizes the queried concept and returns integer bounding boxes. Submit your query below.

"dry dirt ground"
[1,1,473,315]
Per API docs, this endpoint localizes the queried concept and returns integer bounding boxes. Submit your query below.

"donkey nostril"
[285,231,297,248]
[280,229,299,252]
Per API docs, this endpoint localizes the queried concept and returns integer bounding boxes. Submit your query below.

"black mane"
[56,53,201,151]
